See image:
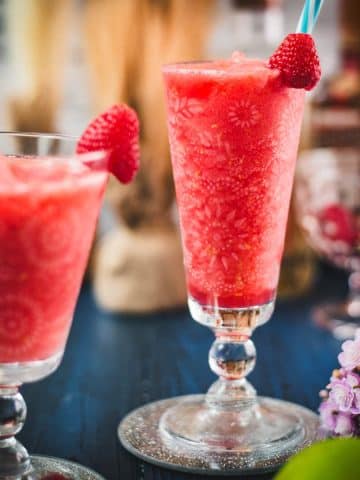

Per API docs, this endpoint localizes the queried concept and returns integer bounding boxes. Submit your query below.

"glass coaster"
[28,456,106,480]
[119,395,320,476]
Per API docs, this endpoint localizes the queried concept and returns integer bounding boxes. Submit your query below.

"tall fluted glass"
[119,58,320,475]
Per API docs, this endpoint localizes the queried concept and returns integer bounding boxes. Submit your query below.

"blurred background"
[0,0,337,133]
[0,0,358,340]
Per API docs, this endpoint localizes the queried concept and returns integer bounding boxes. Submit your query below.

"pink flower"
[345,371,360,387]
[329,380,354,411]
[334,412,354,436]
[319,329,360,437]
[343,371,360,415]
[320,399,357,435]
[319,398,337,431]
[352,388,360,415]
[338,330,360,369]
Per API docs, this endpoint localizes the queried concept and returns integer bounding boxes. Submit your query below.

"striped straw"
[296,0,325,34]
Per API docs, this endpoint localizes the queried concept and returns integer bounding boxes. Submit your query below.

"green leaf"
[276,438,360,480]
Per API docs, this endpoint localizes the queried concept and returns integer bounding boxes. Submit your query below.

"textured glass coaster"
[30,456,105,479]
[118,395,320,476]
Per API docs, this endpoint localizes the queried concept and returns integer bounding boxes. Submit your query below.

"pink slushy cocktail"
[0,156,107,362]
[163,55,305,308]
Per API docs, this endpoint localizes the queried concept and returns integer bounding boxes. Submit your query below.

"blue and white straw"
[296,0,325,34]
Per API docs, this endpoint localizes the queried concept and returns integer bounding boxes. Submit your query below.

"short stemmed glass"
[296,149,360,340]
[0,133,107,479]
[119,60,319,475]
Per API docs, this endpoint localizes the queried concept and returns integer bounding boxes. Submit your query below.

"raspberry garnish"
[76,104,140,184]
[269,33,321,91]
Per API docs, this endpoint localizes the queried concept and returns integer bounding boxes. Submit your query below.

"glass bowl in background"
[295,148,360,339]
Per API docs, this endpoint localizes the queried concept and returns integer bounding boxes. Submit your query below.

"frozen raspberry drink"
[0,155,107,363]
[163,54,305,308]
[120,33,322,475]
[0,107,140,479]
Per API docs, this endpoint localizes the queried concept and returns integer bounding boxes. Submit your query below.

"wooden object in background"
[6,0,71,135]
[83,0,215,312]
[94,225,186,313]
[4,0,214,313]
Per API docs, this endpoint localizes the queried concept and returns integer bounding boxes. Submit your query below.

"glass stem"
[0,386,32,478]
[188,300,274,420]
[206,328,258,417]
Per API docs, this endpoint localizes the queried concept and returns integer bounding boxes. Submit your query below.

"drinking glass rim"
[162,60,209,68]
[162,60,212,73]
[161,59,270,78]
[0,130,77,142]
[0,131,108,163]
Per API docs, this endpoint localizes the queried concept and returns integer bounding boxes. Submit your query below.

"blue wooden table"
[19,263,346,480]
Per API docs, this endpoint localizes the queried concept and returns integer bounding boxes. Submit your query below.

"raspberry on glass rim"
[269,33,321,90]
[77,104,140,183]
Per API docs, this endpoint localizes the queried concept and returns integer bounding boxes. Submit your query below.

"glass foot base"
[118,395,320,475]
[27,456,105,479]
[313,302,360,340]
